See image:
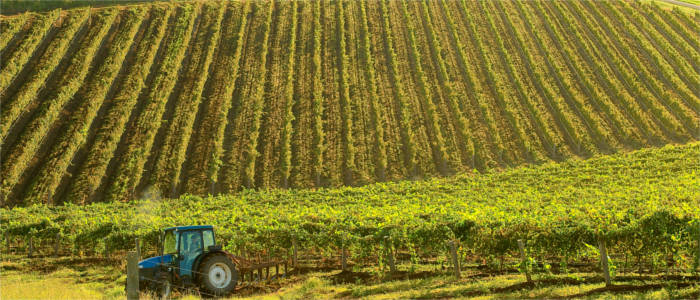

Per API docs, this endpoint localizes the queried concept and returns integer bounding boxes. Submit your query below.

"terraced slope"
[0,0,697,205]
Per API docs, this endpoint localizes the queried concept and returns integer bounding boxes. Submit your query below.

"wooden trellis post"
[384,237,396,273]
[517,239,532,283]
[599,238,612,287]
[341,239,347,271]
[292,238,298,268]
[126,251,139,300]
[449,240,461,278]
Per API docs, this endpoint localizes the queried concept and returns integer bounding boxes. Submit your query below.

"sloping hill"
[0,0,697,205]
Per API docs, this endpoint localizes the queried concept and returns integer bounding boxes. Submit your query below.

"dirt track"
[658,0,700,10]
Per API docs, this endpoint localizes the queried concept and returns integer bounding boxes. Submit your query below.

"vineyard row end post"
[517,239,532,284]
[341,239,347,271]
[126,251,140,300]
[449,240,460,279]
[598,238,612,287]
[292,238,298,268]
[385,237,396,273]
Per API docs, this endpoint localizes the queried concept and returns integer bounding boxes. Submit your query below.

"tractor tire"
[155,271,172,299]
[198,254,238,296]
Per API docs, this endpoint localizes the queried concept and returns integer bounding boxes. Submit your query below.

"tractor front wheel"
[198,254,238,296]
[155,271,172,299]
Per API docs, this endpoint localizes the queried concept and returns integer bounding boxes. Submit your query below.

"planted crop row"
[310,0,325,186]
[617,2,699,108]
[64,5,171,204]
[386,0,438,175]
[435,0,497,167]
[0,10,57,95]
[532,1,639,148]
[655,4,699,49]
[403,1,462,173]
[357,1,387,180]
[342,1,374,185]
[609,2,699,113]
[462,0,537,163]
[240,1,273,189]
[0,9,116,204]
[592,1,699,138]
[566,1,681,143]
[3,143,698,271]
[0,14,28,52]
[0,9,87,142]
[420,0,475,167]
[550,0,659,145]
[337,0,358,184]
[378,0,417,175]
[493,0,590,156]
[181,2,250,195]
[148,3,223,197]
[218,2,273,192]
[479,1,558,159]
[639,4,699,72]
[278,1,299,189]
[319,0,344,186]
[2,1,698,204]
[575,1,689,141]
[515,1,614,154]
[398,0,448,174]
[288,1,315,187]
[104,4,197,202]
[24,7,146,204]
[253,1,295,189]
[441,1,506,166]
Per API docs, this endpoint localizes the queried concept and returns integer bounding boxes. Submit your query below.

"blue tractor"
[137,225,239,296]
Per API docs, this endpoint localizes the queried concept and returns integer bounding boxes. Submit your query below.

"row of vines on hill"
[147,2,224,197]
[2,8,117,204]
[23,7,147,204]
[65,5,172,204]
[0,0,698,204]
[0,10,88,139]
[3,144,699,273]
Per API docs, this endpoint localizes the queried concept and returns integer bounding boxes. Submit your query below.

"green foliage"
[65,5,172,204]
[358,0,388,180]
[1,8,116,205]
[311,0,325,186]
[105,4,196,202]
[0,10,60,139]
[24,7,146,204]
[3,143,698,268]
[148,2,223,195]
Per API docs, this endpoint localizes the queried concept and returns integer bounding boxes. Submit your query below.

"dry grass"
[2,255,699,299]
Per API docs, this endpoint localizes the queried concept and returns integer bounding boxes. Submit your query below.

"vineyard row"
[0,0,697,205]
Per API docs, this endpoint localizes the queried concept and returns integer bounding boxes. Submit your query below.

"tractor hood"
[138,254,173,269]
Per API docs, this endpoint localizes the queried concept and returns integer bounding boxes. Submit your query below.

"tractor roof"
[164,225,214,231]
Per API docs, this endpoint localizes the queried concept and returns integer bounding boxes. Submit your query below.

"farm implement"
[133,225,286,297]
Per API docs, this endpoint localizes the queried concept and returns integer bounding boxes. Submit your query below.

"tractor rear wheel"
[198,254,238,296]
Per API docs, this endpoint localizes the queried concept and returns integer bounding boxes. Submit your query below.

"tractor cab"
[137,225,238,296]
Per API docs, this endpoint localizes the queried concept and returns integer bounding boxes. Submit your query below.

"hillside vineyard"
[0,0,698,205]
